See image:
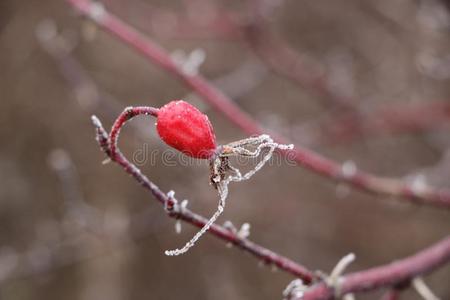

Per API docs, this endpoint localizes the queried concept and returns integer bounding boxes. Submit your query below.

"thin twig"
[90,111,316,283]
[311,101,450,146]
[298,236,450,300]
[66,0,450,209]
[412,277,441,300]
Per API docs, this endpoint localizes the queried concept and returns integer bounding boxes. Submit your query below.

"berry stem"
[109,106,159,159]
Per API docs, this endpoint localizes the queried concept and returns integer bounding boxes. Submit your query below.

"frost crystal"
[88,1,106,22]
[325,253,356,298]
[283,279,306,300]
[165,134,293,256]
[175,220,182,234]
[237,223,251,239]
[171,48,206,76]
[341,160,357,178]
[410,174,428,196]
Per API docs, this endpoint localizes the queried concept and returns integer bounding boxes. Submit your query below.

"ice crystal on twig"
[283,279,307,300]
[324,253,356,298]
[164,134,293,256]
[171,48,206,76]
[413,277,441,300]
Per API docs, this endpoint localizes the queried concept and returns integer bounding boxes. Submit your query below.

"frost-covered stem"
[165,135,292,256]
[298,236,450,300]
[90,113,316,283]
[412,277,440,300]
[108,106,159,157]
[67,0,450,209]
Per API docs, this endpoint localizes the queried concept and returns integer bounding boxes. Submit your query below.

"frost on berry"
[156,100,216,159]
[95,101,293,256]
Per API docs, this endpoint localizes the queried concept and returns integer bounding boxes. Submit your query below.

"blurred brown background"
[0,0,449,299]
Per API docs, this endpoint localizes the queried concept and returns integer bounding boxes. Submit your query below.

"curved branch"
[299,236,450,300]
[310,101,450,146]
[108,106,159,156]
[90,109,316,283]
[240,3,450,144]
[66,0,450,209]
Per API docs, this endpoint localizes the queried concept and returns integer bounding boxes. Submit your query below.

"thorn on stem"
[283,279,307,300]
[326,253,356,298]
[413,277,441,300]
[87,1,106,23]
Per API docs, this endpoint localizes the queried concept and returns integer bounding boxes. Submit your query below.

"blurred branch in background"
[108,0,450,146]
[0,148,168,286]
[243,0,357,111]
[298,236,450,300]
[36,14,450,151]
[1,0,449,299]
[306,101,450,147]
[67,0,450,208]
[36,18,269,130]
[119,0,241,41]
[35,19,153,141]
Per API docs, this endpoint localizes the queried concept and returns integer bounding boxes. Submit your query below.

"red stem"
[91,109,316,283]
[310,101,450,146]
[237,1,450,144]
[68,2,450,297]
[108,106,159,156]
[240,1,450,140]
[99,1,450,145]
[67,0,450,208]
[299,236,450,300]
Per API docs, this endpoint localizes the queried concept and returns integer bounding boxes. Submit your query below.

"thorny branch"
[297,236,450,300]
[64,1,450,299]
[67,0,450,208]
[90,110,316,283]
[90,94,450,300]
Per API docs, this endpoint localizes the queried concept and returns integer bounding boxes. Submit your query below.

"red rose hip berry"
[156,100,217,159]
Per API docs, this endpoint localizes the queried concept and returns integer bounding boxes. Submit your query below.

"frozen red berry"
[156,100,217,159]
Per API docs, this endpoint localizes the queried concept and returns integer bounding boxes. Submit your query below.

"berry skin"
[156,100,217,159]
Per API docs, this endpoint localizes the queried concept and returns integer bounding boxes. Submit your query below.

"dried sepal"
[165,134,293,256]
